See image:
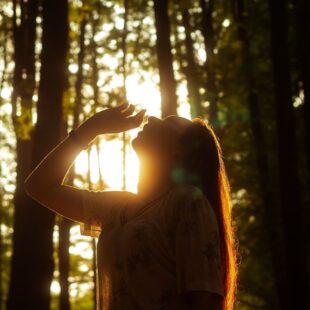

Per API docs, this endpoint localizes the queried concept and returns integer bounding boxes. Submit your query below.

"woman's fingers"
[122,104,135,117]
[128,109,146,127]
[116,102,129,111]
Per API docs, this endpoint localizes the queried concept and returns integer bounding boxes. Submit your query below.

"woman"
[25,103,237,310]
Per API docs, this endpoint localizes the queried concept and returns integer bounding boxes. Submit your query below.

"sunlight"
[222,18,231,28]
[1,102,12,114]
[0,87,12,100]
[79,263,89,272]
[69,240,93,260]
[126,74,161,115]
[72,72,192,193]
[75,150,89,175]
[50,280,61,295]
[68,63,78,74]
[99,138,124,189]
[70,225,94,259]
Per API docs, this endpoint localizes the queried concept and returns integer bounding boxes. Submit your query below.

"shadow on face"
[131,115,192,161]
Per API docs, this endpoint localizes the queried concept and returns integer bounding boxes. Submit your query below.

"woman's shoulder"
[169,184,215,216]
[169,184,205,203]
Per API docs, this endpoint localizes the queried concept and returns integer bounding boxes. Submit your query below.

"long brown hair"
[173,117,238,310]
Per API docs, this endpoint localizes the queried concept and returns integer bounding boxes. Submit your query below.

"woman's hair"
[172,117,238,310]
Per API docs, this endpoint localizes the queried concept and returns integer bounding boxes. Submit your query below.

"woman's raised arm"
[24,103,145,223]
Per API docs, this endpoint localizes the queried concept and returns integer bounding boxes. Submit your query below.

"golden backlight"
[74,73,191,193]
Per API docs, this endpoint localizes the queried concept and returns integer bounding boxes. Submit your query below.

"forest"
[0,0,309,309]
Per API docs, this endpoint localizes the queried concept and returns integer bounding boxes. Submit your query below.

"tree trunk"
[7,0,68,308]
[200,0,218,126]
[233,0,287,308]
[58,217,72,310]
[7,0,36,307]
[87,149,97,309]
[180,4,202,118]
[268,0,309,308]
[294,0,310,175]
[58,116,72,310]
[153,0,178,117]
[59,18,86,310]
[91,15,100,109]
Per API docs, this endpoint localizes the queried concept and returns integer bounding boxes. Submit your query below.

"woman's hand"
[81,103,146,137]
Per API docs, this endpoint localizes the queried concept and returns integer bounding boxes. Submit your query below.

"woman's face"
[132,115,192,161]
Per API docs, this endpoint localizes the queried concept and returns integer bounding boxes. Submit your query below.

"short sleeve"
[174,186,224,296]
[80,190,133,238]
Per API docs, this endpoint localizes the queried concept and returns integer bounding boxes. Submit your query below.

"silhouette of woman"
[25,103,237,310]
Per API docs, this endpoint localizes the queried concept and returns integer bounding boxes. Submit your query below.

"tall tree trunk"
[58,118,71,310]
[153,0,178,117]
[91,15,100,109]
[58,216,71,310]
[8,0,37,306]
[233,1,286,308]
[179,3,202,118]
[268,0,309,308]
[7,0,68,308]
[294,0,310,174]
[86,149,97,309]
[200,0,218,126]
[59,18,86,310]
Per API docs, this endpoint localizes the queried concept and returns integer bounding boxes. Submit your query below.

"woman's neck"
[136,156,172,205]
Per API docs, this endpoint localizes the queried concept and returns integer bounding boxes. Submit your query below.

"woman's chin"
[131,133,147,154]
[131,135,142,151]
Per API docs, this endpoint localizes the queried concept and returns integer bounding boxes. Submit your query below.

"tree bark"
[7,0,68,308]
[58,116,72,310]
[58,217,71,310]
[59,18,86,310]
[87,149,97,309]
[180,4,202,118]
[153,0,178,117]
[200,0,218,126]
[268,0,309,308]
[294,0,310,175]
[7,0,36,307]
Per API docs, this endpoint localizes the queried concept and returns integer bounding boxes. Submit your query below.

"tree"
[8,0,38,306]
[200,0,218,126]
[153,0,178,117]
[294,0,310,174]
[58,11,87,310]
[268,0,309,308]
[233,0,287,307]
[179,1,202,118]
[7,0,68,308]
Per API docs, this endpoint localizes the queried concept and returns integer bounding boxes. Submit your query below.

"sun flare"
[74,74,191,193]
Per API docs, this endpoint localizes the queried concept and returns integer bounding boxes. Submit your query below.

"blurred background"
[0,0,309,309]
